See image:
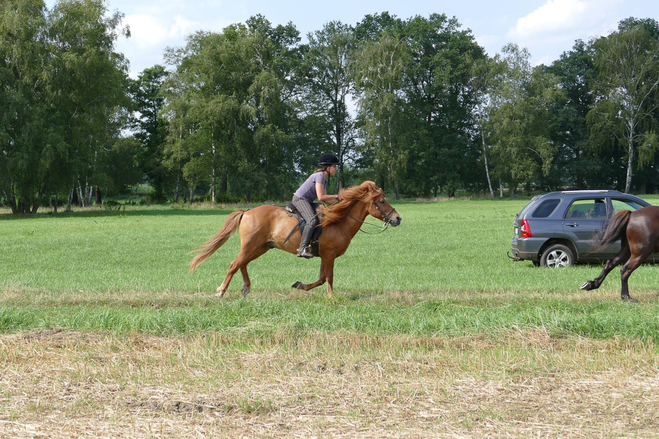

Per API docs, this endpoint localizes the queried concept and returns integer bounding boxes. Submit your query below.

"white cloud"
[170,15,201,38]
[507,0,618,40]
[122,13,203,50]
[123,14,169,48]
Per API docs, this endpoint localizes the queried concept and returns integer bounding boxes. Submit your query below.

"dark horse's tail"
[598,210,632,247]
[189,210,244,273]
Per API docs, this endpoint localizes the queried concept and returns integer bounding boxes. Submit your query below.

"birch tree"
[588,18,659,193]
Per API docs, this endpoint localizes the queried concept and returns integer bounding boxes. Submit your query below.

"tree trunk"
[174,174,180,203]
[481,127,494,198]
[625,125,634,193]
[67,187,74,212]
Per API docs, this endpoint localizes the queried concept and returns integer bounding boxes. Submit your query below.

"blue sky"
[47,0,659,77]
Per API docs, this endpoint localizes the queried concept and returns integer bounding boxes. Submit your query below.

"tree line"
[2,0,659,214]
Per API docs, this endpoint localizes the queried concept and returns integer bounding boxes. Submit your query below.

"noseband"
[373,198,396,224]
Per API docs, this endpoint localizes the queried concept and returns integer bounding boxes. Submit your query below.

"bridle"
[373,197,396,223]
[347,196,395,235]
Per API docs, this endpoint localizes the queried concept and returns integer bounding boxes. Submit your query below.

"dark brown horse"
[189,181,402,297]
[581,206,659,302]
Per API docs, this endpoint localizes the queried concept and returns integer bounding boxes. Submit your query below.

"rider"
[292,153,340,258]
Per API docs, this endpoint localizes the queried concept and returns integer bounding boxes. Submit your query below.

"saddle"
[284,202,323,256]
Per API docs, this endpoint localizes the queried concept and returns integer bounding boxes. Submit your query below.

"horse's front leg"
[291,260,327,292]
[323,257,335,297]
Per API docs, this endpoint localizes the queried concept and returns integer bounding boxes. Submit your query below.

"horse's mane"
[319,180,383,227]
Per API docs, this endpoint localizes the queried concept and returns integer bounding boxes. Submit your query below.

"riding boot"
[297,225,314,259]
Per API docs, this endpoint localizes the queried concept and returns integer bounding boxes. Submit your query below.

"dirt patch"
[1,329,658,438]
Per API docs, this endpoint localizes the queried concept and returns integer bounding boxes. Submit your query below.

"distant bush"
[104,200,123,210]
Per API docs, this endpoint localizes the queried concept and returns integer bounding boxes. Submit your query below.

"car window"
[611,198,645,213]
[565,198,607,219]
[518,195,540,217]
[532,199,560,218]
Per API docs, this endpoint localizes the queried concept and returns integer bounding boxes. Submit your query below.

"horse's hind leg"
[581,246,631,291]
[239,266,251,297]
[216,246,269,298]
[619,249,652,302]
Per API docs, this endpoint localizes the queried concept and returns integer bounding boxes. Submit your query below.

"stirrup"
[297,247,314,259]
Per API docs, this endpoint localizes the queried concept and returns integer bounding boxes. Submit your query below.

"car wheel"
[540,244,574,268]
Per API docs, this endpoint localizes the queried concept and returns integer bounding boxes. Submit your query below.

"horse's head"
[368,187,402,227]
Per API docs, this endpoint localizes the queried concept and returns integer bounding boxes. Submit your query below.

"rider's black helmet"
[318,153,339,166]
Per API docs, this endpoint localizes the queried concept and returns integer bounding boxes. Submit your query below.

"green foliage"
[486,44,563,196]
[129,65,170,202]
[161,16,300,202]
[5,7,659,213]
[0,0,130,213]
[588,17,659,193]
[298,21,357,191]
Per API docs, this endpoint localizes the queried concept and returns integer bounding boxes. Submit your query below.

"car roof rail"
[560,190,619,194]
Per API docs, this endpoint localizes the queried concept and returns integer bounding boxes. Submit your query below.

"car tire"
[540,244,574,268]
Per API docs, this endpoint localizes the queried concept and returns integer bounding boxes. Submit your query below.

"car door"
[562,197,613,260]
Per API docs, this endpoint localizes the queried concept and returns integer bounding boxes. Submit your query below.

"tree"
[129,65,170,202]
[403,14,486,197]
[95,137,143,197]
[353,29,410,199]
[544,40,599,189]
[163,16,301,202]
[298,21,357,190]
[588,18,659,193]
[0,0,129,213]
[471,57,499,197]
[487,44,562,197]
[0,0,50,213]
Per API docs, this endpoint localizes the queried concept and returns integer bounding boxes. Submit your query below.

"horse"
[189,180,402,298]
[581,206,659,302]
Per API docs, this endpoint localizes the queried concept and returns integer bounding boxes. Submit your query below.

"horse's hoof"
[291,281,302,289]
[580,281,593,290]
[241,287,250,297]
[622,296,638,303]
[215,287,225,299]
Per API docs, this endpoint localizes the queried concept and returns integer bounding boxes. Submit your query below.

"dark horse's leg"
[291,257,335,296]
[619,248,654,302]
[216,246,269,298]
[581,245,631,292]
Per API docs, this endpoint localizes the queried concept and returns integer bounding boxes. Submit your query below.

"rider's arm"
[316,182,339,203]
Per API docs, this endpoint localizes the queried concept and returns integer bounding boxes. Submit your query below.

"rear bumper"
[510,236,546,262]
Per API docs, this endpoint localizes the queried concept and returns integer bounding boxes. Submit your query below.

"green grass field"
[2,197,659,437]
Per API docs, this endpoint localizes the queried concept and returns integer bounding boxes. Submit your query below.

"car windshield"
[565,198,607,219]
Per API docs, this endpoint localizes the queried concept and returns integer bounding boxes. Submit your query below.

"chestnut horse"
[581,206,659,302]
[189,181,402,297]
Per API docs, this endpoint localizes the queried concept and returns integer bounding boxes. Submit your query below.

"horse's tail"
[189,210,244,273]
[598,210,632,247]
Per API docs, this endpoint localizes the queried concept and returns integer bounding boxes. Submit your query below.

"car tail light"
[520,220,532,238]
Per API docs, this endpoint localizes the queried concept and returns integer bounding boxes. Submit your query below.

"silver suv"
[508,190,652,267]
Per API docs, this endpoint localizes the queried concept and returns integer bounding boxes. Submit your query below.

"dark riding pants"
[292,196,317,247]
